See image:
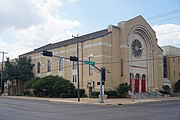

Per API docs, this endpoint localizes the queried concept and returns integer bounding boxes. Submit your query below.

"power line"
[150,16,180,24]
[4,54,180,79]
[157,29,180,35]
[147,9,180,20]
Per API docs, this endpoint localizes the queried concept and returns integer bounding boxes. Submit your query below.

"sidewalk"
[1,96,180,105]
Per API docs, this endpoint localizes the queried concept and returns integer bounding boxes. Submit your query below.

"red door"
[135,79,139,92]
[141,79,146,92]
[130,79,132,91]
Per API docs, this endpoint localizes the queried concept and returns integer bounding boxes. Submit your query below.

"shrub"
[104,90,118,98]
[73,89,85,97]
[162,85,170,93]
[90,91,100,98]
[25,75,75,97]
[174,80,180,92]
[22,90,30,96]
[159,90,170,95]
[117,83,130,97]
[60,93,73,98]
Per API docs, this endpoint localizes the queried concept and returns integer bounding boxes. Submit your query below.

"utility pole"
[0,51,8,94]
[72,35,80,102]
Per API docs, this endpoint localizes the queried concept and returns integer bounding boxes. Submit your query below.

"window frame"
[37,62,41,73]
[59,59,64,71]
[47,60,51,72]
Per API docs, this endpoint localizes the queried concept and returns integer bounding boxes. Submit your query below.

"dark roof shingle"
[23,29,110,56]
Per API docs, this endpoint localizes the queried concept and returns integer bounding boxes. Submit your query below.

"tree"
[4,57,34,81]
[174,80,180,92]
[4,56,34,95]
[15,56,34,81]
[25,76,75,97]
[117,83,130,97]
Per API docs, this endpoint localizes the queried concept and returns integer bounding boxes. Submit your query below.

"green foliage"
[117,83,130,97]
[174,80,180,92]
[72,89,85,97]
[25,75,76,97]
[90,91,100,98]
[4,57,34,81]
[104,90,118,98]
[160,85,170,95]
[159,90,170,95]
[60,93,73,98]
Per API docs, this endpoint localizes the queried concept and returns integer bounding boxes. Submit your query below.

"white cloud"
[0,0,80,61]
[68,0,78,4]
[153,24,180,47]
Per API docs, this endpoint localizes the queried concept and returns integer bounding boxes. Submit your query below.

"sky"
[0,0,180,61]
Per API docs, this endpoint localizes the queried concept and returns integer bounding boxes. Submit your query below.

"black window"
[47,60,51,72]
[37,62,40,73]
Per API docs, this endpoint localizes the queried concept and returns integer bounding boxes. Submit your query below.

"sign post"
[99,67,104,103]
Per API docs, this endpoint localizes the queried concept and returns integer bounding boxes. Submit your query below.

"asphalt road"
[0,97,180,120]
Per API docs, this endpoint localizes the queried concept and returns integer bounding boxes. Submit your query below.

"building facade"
[23,16,163,94]
[161,45,180,90]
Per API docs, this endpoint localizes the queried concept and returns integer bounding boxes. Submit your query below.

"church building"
[23,16,163,94]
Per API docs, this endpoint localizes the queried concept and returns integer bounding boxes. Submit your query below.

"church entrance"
[130,73,146,93]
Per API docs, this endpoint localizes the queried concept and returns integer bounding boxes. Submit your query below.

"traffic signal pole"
[99,67,104,103]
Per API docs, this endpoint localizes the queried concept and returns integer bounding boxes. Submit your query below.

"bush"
[174,80,180,92]
[60,93,73,98]
[73,89,85,97]
[159,90,170,95]
[104,90,118,98]
[25,75,76,97]
[22,90,30,96]
[117,83,130,97]
[90,91,100,98]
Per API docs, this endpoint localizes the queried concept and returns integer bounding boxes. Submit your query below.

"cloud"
[0,0,43,31]
[153,24,180,47]
[68,0,78,4]
[0,0,80,61]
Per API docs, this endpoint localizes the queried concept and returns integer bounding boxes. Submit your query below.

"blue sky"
[0,0,180,60]
[60,0,180,33]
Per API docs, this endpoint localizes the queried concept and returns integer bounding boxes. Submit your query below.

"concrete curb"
[1,96,180,106]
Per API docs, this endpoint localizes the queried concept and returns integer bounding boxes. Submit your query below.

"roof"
[22,29,110,56]
[161,45,180,56]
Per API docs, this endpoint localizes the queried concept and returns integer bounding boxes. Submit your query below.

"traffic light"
[101,67,106,81]
[70,56,78,61]
[42,50,53,57]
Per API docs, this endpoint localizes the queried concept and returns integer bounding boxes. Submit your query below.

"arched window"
[142,74,146,80]
[89,57,93,76]
[72,61,77,69]
[59,59,64,71]
[47,60,51,72]
[37,62,41,73]
[135,73,140,79]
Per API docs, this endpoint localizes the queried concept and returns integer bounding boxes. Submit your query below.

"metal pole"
[1,51,8,94]
[73,35,80,102]
[77,39,80,102]
[99,67,103,103]
[139,77,141,102]
[131,55,134,102]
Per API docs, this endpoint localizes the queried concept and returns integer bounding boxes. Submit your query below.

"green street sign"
[84,61,96,66]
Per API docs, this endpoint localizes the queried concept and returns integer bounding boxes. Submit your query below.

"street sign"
[84,61,96,66]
